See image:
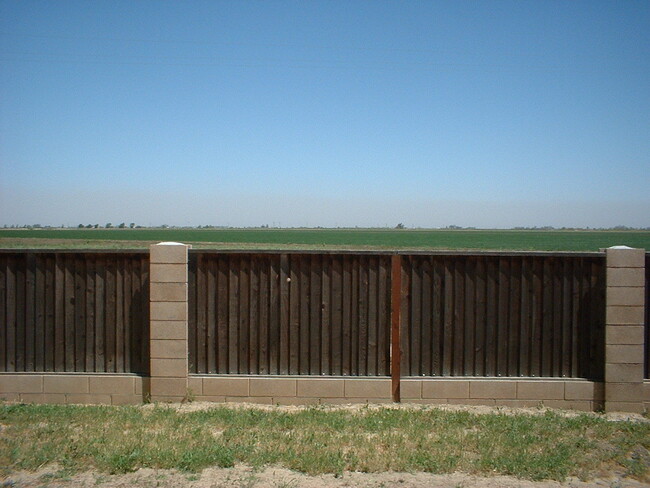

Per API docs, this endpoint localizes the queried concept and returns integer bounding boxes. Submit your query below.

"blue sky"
[1,0,649,228]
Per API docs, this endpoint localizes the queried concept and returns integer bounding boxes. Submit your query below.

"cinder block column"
[605,246,646,413]
[149,242,190,402]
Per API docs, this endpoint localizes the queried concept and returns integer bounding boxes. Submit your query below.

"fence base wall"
[0,373,147,405]
[3,373,649,412]
[402,378,605,411]
[188,375,392,404]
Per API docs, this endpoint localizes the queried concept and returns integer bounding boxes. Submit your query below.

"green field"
[1,228,649,251]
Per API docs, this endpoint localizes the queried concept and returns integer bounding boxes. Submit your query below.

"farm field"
[1,228,649,251]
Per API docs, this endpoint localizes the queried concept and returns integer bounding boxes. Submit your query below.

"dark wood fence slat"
[289,255,300,374]
[249,255,260,375]
[420,258,432,376]
[409,257,422,376]
[321,256,332,375]
[239,256,250,374]
[331,255,344,375]
[280,254,290,374]
[269,255,281,374]
[309,255,322,375]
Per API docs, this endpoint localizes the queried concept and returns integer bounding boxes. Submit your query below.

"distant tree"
[395,223,405,229]
[78,224,84,228]
[129,223,135,229]
[94,224,99,229]
[118,222,126,228]
[86,224,93,228]
[105,223,113,228]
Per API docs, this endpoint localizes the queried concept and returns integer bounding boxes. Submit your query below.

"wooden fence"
[187,251,607,380]
[188,253,391,375]
[400,254,605,379]
[0,251,149,374]
[0,249,633,381]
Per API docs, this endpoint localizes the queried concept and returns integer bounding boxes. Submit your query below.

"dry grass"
[1,403,649,483]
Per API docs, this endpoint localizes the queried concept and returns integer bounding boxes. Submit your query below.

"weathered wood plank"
[280,254,290,374]
[289,254,300,374]
[391,255,402,401]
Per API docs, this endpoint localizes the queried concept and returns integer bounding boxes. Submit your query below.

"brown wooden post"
[391,254,402,402]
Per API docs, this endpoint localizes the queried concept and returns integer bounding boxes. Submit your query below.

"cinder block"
[606,248,646,268]
[150,244,188,264]
[273,397,321,406]
[605,401,645,414]
[135,377,149,396]
[606,326,645,345]
[225,396,273,404]
[344,379,391,399]
[20,393,66,404]
[606,306,644,325]
[111,395,142,405]
[150,377,188,397]
[448,398,496,406]
[605,383,643,402]
[89,376,135,395]
[645,382,650,402]
[606,287,645,306]
[496,400,543,408]
[203,377,249,396]
[606,345,644,364]
[517,381,565,400]
[66,394,112,405]
[565,381,598,401]
[469,381,516,399]
[151,340,187,359]
[43,376,89,394]
[422,380,470,399]
[151,302,188,321]
[151,321,187,340]
[151,358,187,378]
[0,393,20,402]
[250,378,296,397]
[400,380,422,399]
[194,395,226,402]
[150,264,187,283]
[606,268,644,287]
[297,378,345,398]
[0,374,43,393]
[605,363,643,383]
[188,377,203,395]
[150,282,187,302]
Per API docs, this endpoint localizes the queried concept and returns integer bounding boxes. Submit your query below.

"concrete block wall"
[401,378,603,411]
[149,243,190,402]
[0,374,145,405]
[188,376,392,405]
[605,247,646,413]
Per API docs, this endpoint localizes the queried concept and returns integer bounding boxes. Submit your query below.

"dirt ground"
[5,463,650,488]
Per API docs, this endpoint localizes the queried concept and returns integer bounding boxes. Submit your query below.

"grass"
[1,228,650,251]
[1,404,649,482]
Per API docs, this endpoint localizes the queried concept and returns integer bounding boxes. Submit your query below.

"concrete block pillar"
[149,242,190,402]
[605,246,646,413]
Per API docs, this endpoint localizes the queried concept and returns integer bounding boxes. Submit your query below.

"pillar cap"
[608,245,634,250]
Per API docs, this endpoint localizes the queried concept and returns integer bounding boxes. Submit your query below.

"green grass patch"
[1,228,650,251]
[1,404,649,482]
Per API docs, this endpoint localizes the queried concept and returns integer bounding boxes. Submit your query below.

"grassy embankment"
[1,404,649,482]
[1,228,650,251]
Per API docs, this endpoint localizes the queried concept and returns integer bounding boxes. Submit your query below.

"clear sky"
[1,0,649,228]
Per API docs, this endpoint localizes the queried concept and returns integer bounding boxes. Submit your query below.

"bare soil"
[5,463,650,488]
